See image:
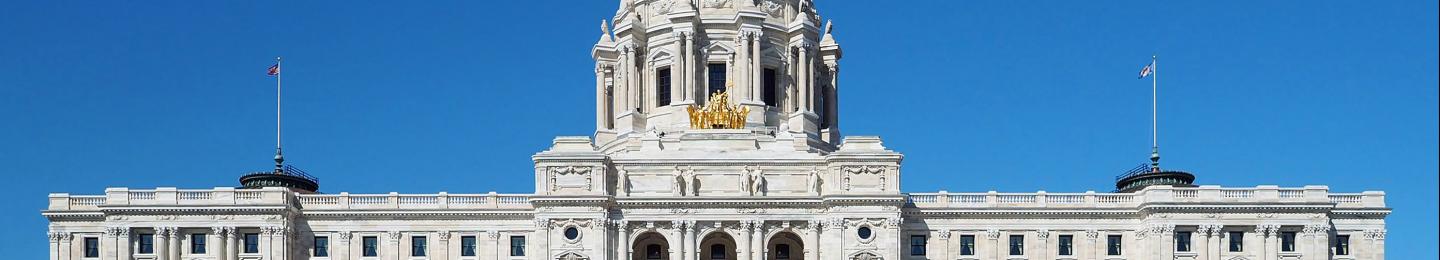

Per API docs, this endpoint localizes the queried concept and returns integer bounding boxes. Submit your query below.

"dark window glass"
[1281,232,1297,252]
[657,67,672,106]
[564,227,580,240]
[510,236,526,256]
[775,244,791,259]
[1229,232,1245,252]
[605,85,614,128]
[1008,235,1024,255]
[959,235,975,255]
[711,244,727,259]
[1107,235,1123,256]
[1334,235,1350,255]
[646,244,663,259]
[1058,235,1073,256]
[138,234,154,254]
[244,233,259,253]
[461,236,477,257]
[191,234,206,254]
[910,235,926,255]
[762,68,778,106]
[363,236,379,257]
[707,64,727,96]
[1176,231,1192,252]
[84,237,99,257]
[817,85,829,128]
[412,236,427,256]
[857,227,872,240]
[314,236,329,257]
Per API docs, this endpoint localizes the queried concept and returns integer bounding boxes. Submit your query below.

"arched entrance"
[699,231,738,260]
[632,232,670,260]
[766,231,804,260]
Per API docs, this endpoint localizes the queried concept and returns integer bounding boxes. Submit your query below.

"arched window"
[710,244,727,259]
[646,244,663,259]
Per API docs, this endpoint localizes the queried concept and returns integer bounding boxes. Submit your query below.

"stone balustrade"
[905,185,1387,209]
[47,187,532,211]
[295,191,532,210]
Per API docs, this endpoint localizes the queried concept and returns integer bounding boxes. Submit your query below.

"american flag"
[1138,61,1154,79]
[267,64,280,76]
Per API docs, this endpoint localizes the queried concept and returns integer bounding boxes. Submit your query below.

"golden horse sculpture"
[686,90,750,129]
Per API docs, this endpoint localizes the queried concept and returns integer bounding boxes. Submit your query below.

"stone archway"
[699,231,738,260]
[766,231,804,260]
[632,232,671,260]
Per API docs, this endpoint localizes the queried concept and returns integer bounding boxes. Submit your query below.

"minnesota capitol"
[43,1,1389,260]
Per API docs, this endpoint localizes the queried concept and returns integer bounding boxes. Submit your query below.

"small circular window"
[564,227,580,241]
[857,226,873,240]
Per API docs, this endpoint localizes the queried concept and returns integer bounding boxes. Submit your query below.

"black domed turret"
[239,148,320,193]
[1114,147,1196,192]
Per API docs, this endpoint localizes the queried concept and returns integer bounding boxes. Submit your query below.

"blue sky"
[1,0,1434,258]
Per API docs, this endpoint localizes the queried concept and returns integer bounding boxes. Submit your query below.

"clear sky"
[1,0,1434,258]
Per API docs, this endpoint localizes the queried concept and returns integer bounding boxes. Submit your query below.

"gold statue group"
[686,90,749,129]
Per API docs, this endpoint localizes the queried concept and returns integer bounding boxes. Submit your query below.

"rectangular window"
[461,236,477,257]
[762,68,777,106]
[1106,235,1123,256]
[314,236,329,257]
[1333,235,1350,255]
[776,244,791,259]
[1176,231,1192,252]
[707,63,727,96]
[84,237,99,257]
[959,235,975,255]
[510,236,526,256]
[191,233,206,254]
[363,236,379,257]
[1228,232,1244,252]
[1058,235,1073,256]
[909,235,926,256]
[1008,234,1024,255]
[411,236,427,256]
[138,234,154,254]
[1280,231,1296,252]
[244,233,259,253]
[657,67,672,106]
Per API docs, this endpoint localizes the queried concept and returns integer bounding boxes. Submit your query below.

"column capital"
[1363,229,1386,240]
[487,230,501,239]
[1085,229,1099,240]
[335,231,353,242]
[48,231,68,242]
[1257,224,1281,237]
[385,231,403,242]
[211,226,226,237]
[436,231,452,241]
[985,229,1000,239]
[1037,229,1051,240]
[936,230,952,240]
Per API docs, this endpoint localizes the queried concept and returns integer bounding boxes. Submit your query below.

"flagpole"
[274,56,284,172]
[1150,54,1159,171]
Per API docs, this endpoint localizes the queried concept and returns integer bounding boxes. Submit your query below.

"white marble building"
[44,1,1389,260]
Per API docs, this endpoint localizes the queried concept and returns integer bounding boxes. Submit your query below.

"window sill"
[1006,257,1027,260]
[1175,252,1199,256]
[1057,257,1078,260]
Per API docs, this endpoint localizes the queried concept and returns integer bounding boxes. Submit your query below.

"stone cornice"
[301,210,535,220]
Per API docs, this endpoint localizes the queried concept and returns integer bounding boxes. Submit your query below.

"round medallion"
[857,226,873,240]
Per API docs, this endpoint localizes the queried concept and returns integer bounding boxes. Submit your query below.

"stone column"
[736,221,752,260]
[751,221,765,260]
[1210,227,1224,260]
[1036,230,1049,260]
[489,231,503,260]
[671,31,686,103]
[683,32,696,101]
[803,223,819,260]
[616,47,632,112]
[1083,230,1098,260]
[210,227,225,260]
[1309,225,1330,259]
[1194,226,1210,260]
[48,232,59,260]
[117,228,133,260]
[935,230,951,260]
[823,63,839,139]
[684,221,697,260]
[596,64,610,130]
[1260,225,1279,260]
[986,230,1000,260]
[670,221,685,260]
[733,35,749,100]
[335,232,352,260]
[435,231,451,260]
[385,231,401,260]
[616,221,631,260]
[169,227,181,260]
[751,32,763,103]
[536,219,552,260]
[795,45,810,112]
[1160,225,1175,260]
[101,228,118,260]
[154,228,168,260]
[1366,229,1386,260]
[225,228,238,260]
